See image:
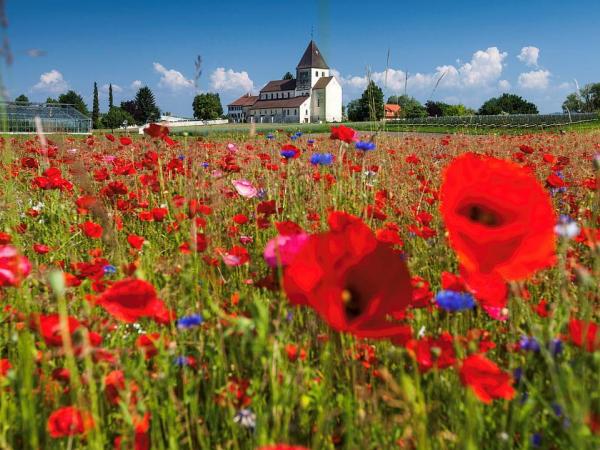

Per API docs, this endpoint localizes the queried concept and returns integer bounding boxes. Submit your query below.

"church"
[227,41,343,124]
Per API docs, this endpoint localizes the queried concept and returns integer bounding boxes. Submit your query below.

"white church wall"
[325,78,343,122]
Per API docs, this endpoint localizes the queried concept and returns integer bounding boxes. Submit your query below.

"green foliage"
[346,99,362,122]
[14,94,29,104]
[101,106,135,130]
[57,90,89,116]
[45,97,58,104]
[192,93,223,120]
[120,100,138,123]
[92,82,100,129]
[562,93,584,113]
[133,87,161,124]
[426,101,475,117]
[478,93,538,115]
[282,72,294,80]
[389,95,428,118]
[347,81,385,121]
[564,83,600,112]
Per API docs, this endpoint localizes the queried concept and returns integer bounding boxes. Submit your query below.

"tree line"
[13,85,225,129]
[345,80,600,122]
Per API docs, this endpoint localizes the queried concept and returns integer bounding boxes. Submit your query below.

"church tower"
[295,40,330,96]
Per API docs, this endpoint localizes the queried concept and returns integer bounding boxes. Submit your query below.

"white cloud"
[210,68,254,93]
[333,46,507,97]
[518,69,551,89]
[32,69,68,94]
[458,47,507,86]
[517,46,540,67]
[131,80,143,90]
[101,83,123,93]
[153,62,194,91]
[498,79,511,91]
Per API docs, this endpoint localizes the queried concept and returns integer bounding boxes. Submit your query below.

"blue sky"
[2,0,599,115]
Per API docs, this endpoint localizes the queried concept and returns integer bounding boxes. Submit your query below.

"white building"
[227,41,342,123]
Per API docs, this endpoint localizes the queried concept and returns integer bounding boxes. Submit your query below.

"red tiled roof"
[260,79,297,92]
[227,94,258,107]
[249,96,309,110]
[313,76,334,89]
[385,104,401,112]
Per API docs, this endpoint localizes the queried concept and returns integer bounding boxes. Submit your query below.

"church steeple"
[296,40,329,70]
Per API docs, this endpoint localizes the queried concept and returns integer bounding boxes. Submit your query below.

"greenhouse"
[0,101,92,133]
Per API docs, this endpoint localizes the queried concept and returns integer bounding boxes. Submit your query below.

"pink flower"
[232,179,258,198]
[0,245,31,287]
[227,143,238,153]
[263,233,309,268]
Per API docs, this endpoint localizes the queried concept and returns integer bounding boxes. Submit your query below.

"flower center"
[460,204,502,227]
[341,288,362,320]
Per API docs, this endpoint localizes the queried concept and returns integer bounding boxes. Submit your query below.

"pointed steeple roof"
[296,40,330,70]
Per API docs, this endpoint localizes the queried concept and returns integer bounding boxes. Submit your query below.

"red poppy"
[104,370,126,405]
[119,136,132,146]
[440,153,556,281]
[105,134,115,142]
[127,234,145,250]
[257,446,309,450]
[0,358,11,377]
[568,319,599,352]
[459,354,515,404]
[37,314,81,347]
[97,278,170,323]
[406,332,456,372]
[283,211,412,340]
[81,221,103,239]
[144,123,169,139]
[330,125,357,144]
[47,406,94,438]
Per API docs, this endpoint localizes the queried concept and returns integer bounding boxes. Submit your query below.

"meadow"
[0,125,599,450]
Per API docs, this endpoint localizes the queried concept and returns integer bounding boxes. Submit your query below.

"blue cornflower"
[257,188,267,199]
[266,133,274,140]
[201,162,209,168]
[103,264,117,275]
[177,314,204,329]
[174,356,189,367]
[513,367,523,384]
[280,149,298,159]
[355,141,376,152]
[552,402,563,417]
[290,135,298,141]
[519,336,541,352]
[310,153,334,165]
[295,132,303,137]
[178,154,185,161]
[435,290,475,312]
[531,433,542,447]
[549,338,563,356]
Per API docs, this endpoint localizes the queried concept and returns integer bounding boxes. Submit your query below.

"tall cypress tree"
[108,83,114,109]
[92,82,100,128]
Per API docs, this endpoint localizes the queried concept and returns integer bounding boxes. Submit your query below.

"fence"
[389,113,599,128]
[137,119,228,133]
[0,102,92,133]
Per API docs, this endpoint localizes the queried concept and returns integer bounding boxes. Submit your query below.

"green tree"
[58,90,89,116]
[478,93,538,115]
[92,82,100,129]
[101,107,135,130]
[46,97,58,104]
[108,83,114,109]
[575,83,600,112]
[562,93,584,113]
[14,94,30,104]
[425,100,445,117]
[120,100,138,122]
[192,93,223,120]
[361,80,384,121]
[282,72,294,80]
[134,87,160,123]
[346,99,362,122]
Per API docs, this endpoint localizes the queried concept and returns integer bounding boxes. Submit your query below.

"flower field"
[0,125,599,449]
